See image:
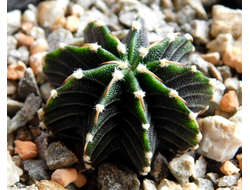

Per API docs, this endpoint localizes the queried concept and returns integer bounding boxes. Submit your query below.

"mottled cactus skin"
[39,16,213,175]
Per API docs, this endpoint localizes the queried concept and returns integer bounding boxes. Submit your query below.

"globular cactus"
[39,16,213,175]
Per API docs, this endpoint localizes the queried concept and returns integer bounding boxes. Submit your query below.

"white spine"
[132,21,141,30]
[50,89,58,98]
[73,68,84,79]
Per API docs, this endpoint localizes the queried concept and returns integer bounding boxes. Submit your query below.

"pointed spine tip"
[132,20,141,30]
[37,108,44,121]
[117,43,127,54]
[134,90,146,99]
[50,89,58,98]
[95,104,105,113]
[142,124,150,130]
[112,68,124,80]
[139,47,149,58]
[86,133,94,142]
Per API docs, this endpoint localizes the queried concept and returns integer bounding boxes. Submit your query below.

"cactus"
[39,16,213,175]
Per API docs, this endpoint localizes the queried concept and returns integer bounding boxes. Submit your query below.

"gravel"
[7,0,242,189]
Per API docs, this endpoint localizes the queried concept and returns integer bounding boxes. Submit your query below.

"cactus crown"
[40,16,213,175]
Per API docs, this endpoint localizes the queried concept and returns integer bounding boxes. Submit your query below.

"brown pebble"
[7,61,27,80]
[223,46,242,73]
[220,160,240,175]
[236,154,242,172]
[201,52,220,65]
[30,38,48,55]
[73,173,87,188]
[71,4,84,17]
[37,180,68,190]
[237,177,242,190]
[29,52,46,75]
[14,139,37,160]
[51,168,78,187]
[65,16,80,33]
[15,32,34,47]
[220,90,239,114]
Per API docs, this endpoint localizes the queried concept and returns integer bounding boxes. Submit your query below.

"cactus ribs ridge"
[39,16,213,175]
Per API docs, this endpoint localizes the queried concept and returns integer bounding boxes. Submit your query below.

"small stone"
[18,68,41,100]
[223,46,242,73]
[236,154,242,172]
[29,125,42,139]
[37,0,68,30]
[182,182,198,190]
[21,22,34,33]
[30,38,49,55]
[237,178,242,190]
[37,180,68,190]
[189,52,210,76]
[150,152,170,183]
[7,35,17,55]
[162,8,176,22]
[201,52,220,65]
[209,62,223,81]
[73,172,87,188]
[176,5,196,25]
[40,81,54,101]
[51,168,78,187]
[29,52,47,75]
[23,159,50,180]
[7,99,24,117]
[65,16,80,33]
[76,0,97,10]
[97,162,140,190]
[237,81,242,106]
[229,106,242,125]
[183,0,208,20]
[161,0,174,8]
[205,172,220,185]
[45,141,78,170]
[26,26,46,40]
[142,178,157,190]
[71,4,85,17]
[168,154,194,186]
[22,9,37,25]
[194,178,214,190]
[197,115,242,162]
[158,179,182,190]
[7,150,23,187]
[215,108,232,119]
[217,65,232,81]
[210,5,242,39]
[189,19,210,44]
[8,93,42,133]
[15,32,34,47]
[7,9,21,35]
[220,90,239,114]
[16,126,33,141]
[7,61,27,80]
[217,173,241,187]
[11,155,24,170]
[34,131,52,160]
[15,140,37,160]
[7,80,18,95]
[234,35,242,49]
[192,156,207,180]
[206,33,234,57]
[224,78,239,91]
[220,161,240,175]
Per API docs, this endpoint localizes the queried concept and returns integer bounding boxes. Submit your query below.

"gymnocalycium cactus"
[39,16,213,175]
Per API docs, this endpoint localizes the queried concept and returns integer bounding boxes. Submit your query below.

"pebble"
[220,90,239,114]
[223,46,242,73]
[7,9,22,35]
[209,62,223,81]
[236,154,242,172]
[220,161,240,176]
[34,131,52,160]
[206,33,234,57]
[197,115,242,162]
[142,178,157,190]
[194,178,214,190]
[65,16,80,33]
[229,106,242,125]
[210,5,242,39]
[72,172,87,188]
[52,168,78,187]
[8,93,42,133]
[192,156,207,180]
[17,68,41,100]
[23,159,50,180]
[168,154,194,186]
[189,19,210,44]
[182,182,198,190]
[7,35,17,55]
[7,99,24,117]
[11,155,24,171]
[158,179,182,190]
[189,52,210,76]
[183,0,208,20]
[14,140,38,160]
[30,38,49,55]
[217,173,241,187]
[97,162,140,190]
[150,152,170,183]
[7,61,27,80]
[206,172,220,185]
[224,78,239,92]
[45,141,78,170]
[71,3,85,17]
[237,178,242,190]
[22,9,37,25]
[7,132,15,155]
[201,52,220,65]
[37,0,68,30]
[29,125,42,139]
[162,8,176,22]
[161,0,174,8]
[37,180,68,190]
[26,26,46,40]
[7,80,18,95]
[21,22,34,33]
[8,46,30,65]
[15,32,34,48]
[16,126,33,141]
[233,35,242,49]
[40,82,54,100]
[7,150,23,187]
[176,5,196,25]
[29,52,47,76]
[217,65,232,81]
[76,0,97,10]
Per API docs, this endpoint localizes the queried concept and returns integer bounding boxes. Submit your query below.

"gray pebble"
[176,5,196,25]
[23,159,50,180]
[97,162,140,190]
[192,156,207,180]
[45,141,78,170]
[12,155,24,171]
[7,80,18,95]
[76,0,97,10]
[7,10,21,35]
[34,131,53,160]
[189,52,210,77]
[208,62,223,82]
[194,178,214,190]
[29,125,42,139]
[8,46,30,65]
[205,172,220,185]
[8,93,42,133]
[217,173,241,187]
[40,81,53,101]
[142,178,157,190]
[7,35,17,56]
[189,19,210,44]
[7,98,24,118]
[26,26,46,40]
[217,65,232,81]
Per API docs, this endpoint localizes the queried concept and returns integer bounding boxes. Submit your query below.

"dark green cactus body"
[40,16,213,175]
